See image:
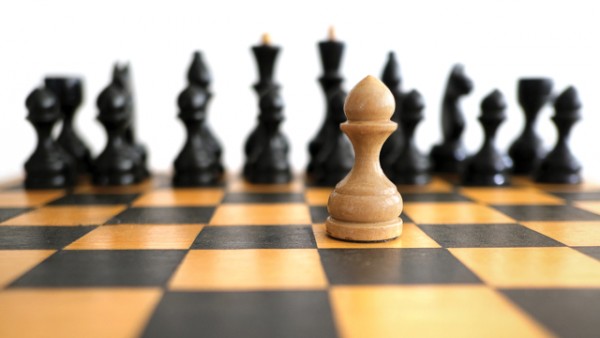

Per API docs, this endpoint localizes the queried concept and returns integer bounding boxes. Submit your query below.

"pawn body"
[535,87,582,184]
[390,89,430,185]
[326,76,403,242]
[173,84,221,186]
[244,89,292,184]
[92,83,144,186]
[24,87,76,189]
[462,90,511,186]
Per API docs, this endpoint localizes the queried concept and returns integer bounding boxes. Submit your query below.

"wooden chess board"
[0,174,599,338]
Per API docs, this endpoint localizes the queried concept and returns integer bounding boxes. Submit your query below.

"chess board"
[0,174,599,338]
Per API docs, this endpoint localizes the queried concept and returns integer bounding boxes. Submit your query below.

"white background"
[0,0,598,181]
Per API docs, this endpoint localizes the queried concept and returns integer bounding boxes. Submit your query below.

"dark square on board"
[142,291,337,338]
[0,226,95,249]
[492,205,600,222]
[549,191,600,202]
[319,248,481,285]
[574,246,600,261]
[48,193,140,206]
[0,208,31,222]
[192,225,316,249]
[501,289,600,338]
[401,193,471,203]
[417,223,564,248]
[10,250,186,287]
[106,207,215,224]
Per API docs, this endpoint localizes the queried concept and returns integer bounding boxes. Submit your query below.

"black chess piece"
[430,64,473,173]
[244,88,292,184]
[307,34,346,177]
[45,77,93,175]
[186,51,224,175]
[461,90,511,186]
[245,39,281,163]
[534,86,582,184]
[508,78,553,174]
[311,88,354,186]
[24,86,76,189]
[92,82,144,186]
[381,51,405,176]
[111,63,150,179]
[390,89,430,185]
[252,36,280,95]
[173,84,220,186]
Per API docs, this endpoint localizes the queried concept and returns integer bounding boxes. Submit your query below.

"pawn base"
[325,217,403,242]
[430,142,467,173]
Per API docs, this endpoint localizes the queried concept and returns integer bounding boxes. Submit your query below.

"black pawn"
[45,77,93,174]
[173,84,220,186]
[24,87,76,189]
[92,83,144,186]
[430,64,474,173]
[311,88,354,186]
[111,63,150,179]
[381,51,405,176]
[390,89,430,185]
[508,78,553,174]
[534,87,582,184]
[186,52,224,175]
[244,88,292,184]
[461,90,511,186]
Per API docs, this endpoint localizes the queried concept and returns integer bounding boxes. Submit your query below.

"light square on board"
[0,289,162,338]
[0,191,63,207]
[169,249,327,290]
[66,224,203,250]
[0,250,55,287]
[209,204,311,225]
[573,201,600,216]
[133,188,224,207]
[0,206,127,226]
[449,247,600,287]
[48,193,140,206]
[304,188,333,206]
[312,223,440,249]
[330,286,550,338]
[403,202,515,224]
[227,177,304,193]
[460,187,564,205]
[521,221,600,247]
[396,177,453,193]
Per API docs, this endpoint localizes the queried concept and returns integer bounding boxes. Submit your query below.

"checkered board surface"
[0,175,599,338]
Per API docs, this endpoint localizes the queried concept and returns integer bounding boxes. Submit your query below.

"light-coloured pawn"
[326,75,403,242]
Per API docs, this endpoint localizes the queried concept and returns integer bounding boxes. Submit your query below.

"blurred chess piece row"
[22,30,583,190]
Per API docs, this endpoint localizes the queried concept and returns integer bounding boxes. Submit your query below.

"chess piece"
[461,90,511,186]
[111,63,150,179]
[45,77,93,174]
[245,34,281,161]
[380,51,405,175]
[311,88,354,186]
[173,84,220,186]
[326,75,403,242]
[186,51,224,175]
[92,82,144,186]
[534,86,582,184]
[390,89,431,185]
[24,87,76,189]
[430,64,473,173]
[243,88,292,184]
[307,27,347,177]
[508,78,553,174]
